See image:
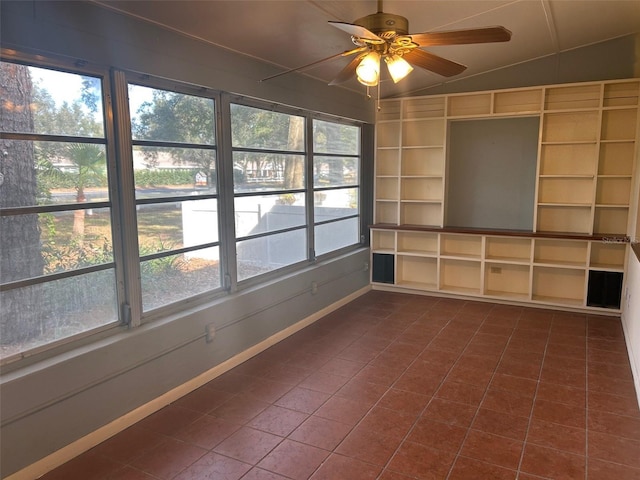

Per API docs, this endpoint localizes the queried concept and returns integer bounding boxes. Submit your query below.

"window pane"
[1,209,113,283]
[129,85,215,145]
[233,152,304,193]
[2,140,109,208]
[231,104,304,151]
[313,156,358,187]
[235,194,305,238]
[133,146,217,199]
[314,187,359,221]
[0,269,118,360]
[1,62,104,137]
[313,120,359,155]
[315,218,359,256]
[141,249,221,311]
[137,200,218,255]
[237,229,306,281]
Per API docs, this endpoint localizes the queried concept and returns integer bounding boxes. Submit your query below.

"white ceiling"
[94,0,640,98]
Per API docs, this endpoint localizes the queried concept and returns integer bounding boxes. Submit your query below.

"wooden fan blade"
[329,21,383,41]
[329,53,367,85]
[410,26,512,46]
[260,47,365,82]
[403,49,467,77]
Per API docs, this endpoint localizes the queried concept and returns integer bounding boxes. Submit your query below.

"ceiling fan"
[262,0,511,88]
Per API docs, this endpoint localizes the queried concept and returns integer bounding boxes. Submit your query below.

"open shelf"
[376,177,399,200]
[377,101,401,121]
[603,81,639,107]
[402,119,445,147]
[440,234,482,259]
[542,111,599,142]
[532,266,586,305]
[494,89,542,114]
[400,202,442,226]
[538,177,594,205]
[397,255,438,289]
[401,177,443,202]
[377,122,400,148]
[485,236,532,263]
[403,97,445,119]
[545,84,601,110]
[593,206,629,235]
[596,177,632,205]
[601,109,638,141]
[539,143,597,176]
[599,142,635,175]
[371,230,395,253]
[440,258,481,294]
[536,205,592,234]
[375,149,400,176]
[590,242,626,270]
[534,238,588,267]
[375,201,399,225]
[401,148,444,176]
[397,231,438,256]
[448,93,492,116]
[485,263,530,299]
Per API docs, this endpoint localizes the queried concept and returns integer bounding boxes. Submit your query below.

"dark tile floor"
[41,292,640,479]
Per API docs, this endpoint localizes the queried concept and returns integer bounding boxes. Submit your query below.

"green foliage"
[139,239,185,276]
[134,168,199,187]
[41,236,113,274]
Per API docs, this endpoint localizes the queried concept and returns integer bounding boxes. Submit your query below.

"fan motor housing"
[354,12,409,36]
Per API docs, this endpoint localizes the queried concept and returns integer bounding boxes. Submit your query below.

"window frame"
[0,53,126,364]
[122,73,227,320]
[0,49,367,366]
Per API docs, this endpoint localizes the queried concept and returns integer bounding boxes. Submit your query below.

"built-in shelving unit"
[372,78,639,312]
[371,228,628,311]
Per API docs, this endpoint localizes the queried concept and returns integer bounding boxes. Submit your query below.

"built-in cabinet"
[372,79,639,312]
[372,229,627,311]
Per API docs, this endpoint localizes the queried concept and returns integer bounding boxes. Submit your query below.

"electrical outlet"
[363,261,370,271]
[311,281,318,295]
[205,323,216,343]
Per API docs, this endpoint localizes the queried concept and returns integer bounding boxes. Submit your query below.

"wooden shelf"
[402,119,445,147]
[494,89,542,114]
[403,97,445,119]
[534,238,588,267]
[590,242,626,270]
[397,231,438,255]
[542,111,600,143]
[448,93,492,116]
[372,79,637,312]
[485,263,530,298]
[397,255,438,288]
[601,109,638,141]
[545,84,601,110]
[532,266,586,305]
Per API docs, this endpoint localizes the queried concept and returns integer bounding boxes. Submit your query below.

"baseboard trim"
[8,285,370,480]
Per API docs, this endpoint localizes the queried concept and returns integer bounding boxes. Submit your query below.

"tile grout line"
[442,306,527,480]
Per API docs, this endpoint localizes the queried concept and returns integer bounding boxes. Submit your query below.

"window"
[312,119,361,256]
[230,104,308,281]
[0,53,365,363]
[128,83,221,312]
[0,61,119,358]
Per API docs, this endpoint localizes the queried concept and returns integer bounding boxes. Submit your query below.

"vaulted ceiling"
[94,0,640,98]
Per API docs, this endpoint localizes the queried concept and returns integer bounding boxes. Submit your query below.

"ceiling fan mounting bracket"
[354,12,409,36]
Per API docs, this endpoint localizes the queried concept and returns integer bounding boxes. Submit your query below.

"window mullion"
[110,69,143,327]
[306,116,315,261]
[218,93,238,292]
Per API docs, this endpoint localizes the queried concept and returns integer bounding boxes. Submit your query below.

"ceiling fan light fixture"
[356,51,380,86]
[385,54,413,83]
